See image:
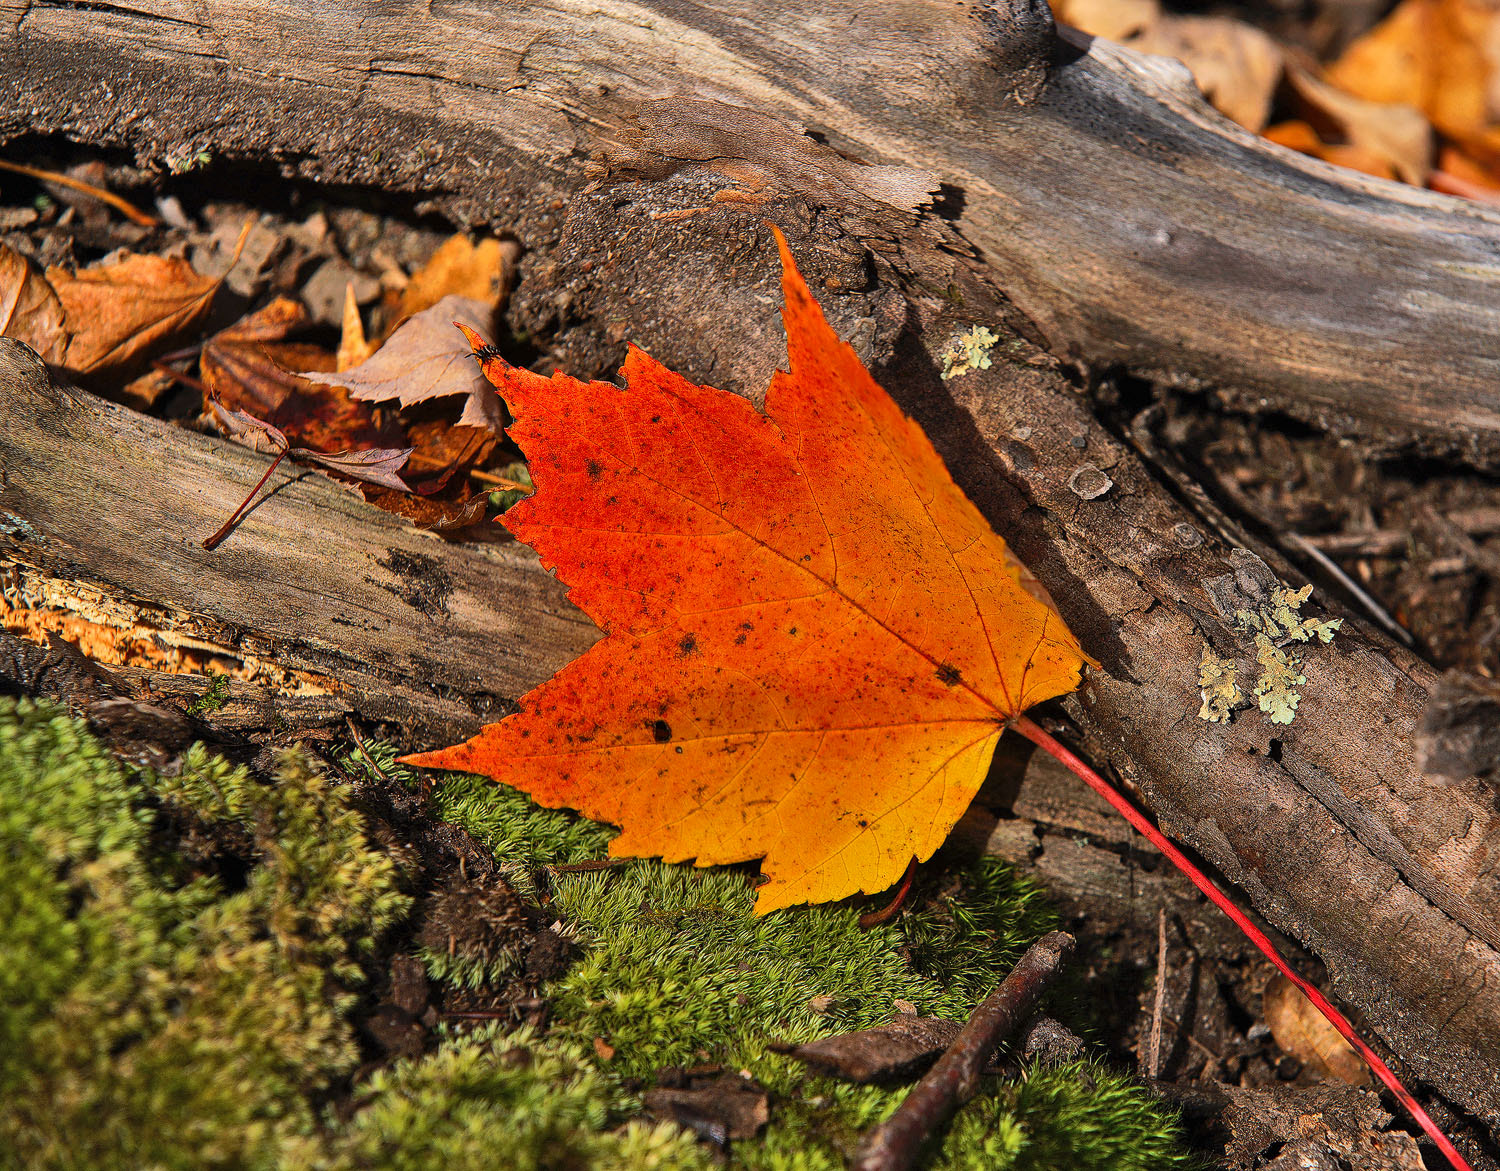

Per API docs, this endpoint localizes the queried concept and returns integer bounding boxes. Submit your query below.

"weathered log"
[4,0,1500,457]
[5,0,1500,1134]
[2,187,1498,1128]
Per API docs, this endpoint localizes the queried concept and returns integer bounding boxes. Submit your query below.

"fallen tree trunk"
[4,0,1500,458]
[5,0,1500,1134]
[3,181,1499,1128]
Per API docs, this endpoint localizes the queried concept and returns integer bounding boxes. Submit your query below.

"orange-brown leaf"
[200,297,397,454]
[0,243,68,364]
[403,228,1090,913]
[47,251,217,377]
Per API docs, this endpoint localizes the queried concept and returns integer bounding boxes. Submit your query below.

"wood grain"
[3,0,1499,455]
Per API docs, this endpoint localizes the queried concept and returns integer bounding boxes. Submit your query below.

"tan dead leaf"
[397,234,512,323]
[1129,15,1284,132]
[308,294,504,434]
[1263,974,1371,1086]
[1052,0,1283,132]
[47,252,218,377]
[337,283,376,372]
[0,243,68,363]
[1284,64,1434,184]
[1328,0,1500,141]
[1050,0,1160,42]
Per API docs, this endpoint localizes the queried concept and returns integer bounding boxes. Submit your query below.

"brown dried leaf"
[773,1017,962,1083]
[48,251,218,377]
[202,297,398,453]
[398,235,511,322]
[643,1078,768,1145]
[0,243,68,363]
[1284,64,1433,185]
[207,398,290,455]
[308,294,504,434]
[1264,974,1371,1085]
[296,445,412,492]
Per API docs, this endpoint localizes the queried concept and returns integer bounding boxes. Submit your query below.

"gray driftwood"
[3,0,1500,457]
[4,0,1500,1133]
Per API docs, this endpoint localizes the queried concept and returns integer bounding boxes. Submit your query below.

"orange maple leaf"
[403,227,1091,913]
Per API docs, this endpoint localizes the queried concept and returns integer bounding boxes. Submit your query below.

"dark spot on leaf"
[858,819,868,828]
[788,627,798,637]
[586,458,604,480]
[936,663,962,687]
[678,633,699,657]
[734,633,747,645]
[651,719,672,743]
[675,746,684,754]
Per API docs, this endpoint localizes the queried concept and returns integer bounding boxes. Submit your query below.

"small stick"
[0,158,159,227]
[344,714,398,786]
[853,931,1075,1171]
[1284,531,1414,646]
[1146,906,1167,1079]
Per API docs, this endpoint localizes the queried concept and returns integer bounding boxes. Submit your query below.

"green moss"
[0,703,1193,1171]
[0,701,413,1170]
[314,1025,709,1171]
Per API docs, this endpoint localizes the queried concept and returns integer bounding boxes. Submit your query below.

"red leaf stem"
[1013,714,1473,1171]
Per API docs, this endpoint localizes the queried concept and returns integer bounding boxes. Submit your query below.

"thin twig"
[1304,507,1500,558]
[344,714,397,785]
[852,931,1076,1171]
[1284,531,1414,646]
[0,158,159,227]
[1146,906,1167,1079]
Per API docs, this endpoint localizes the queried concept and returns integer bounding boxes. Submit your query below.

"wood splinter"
[853,930,1076,1171]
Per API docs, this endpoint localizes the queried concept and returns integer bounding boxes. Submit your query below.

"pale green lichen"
[1235,584,1342,646]
[1202,582,1341,727]
[940,326,1000,381]
[1252,633,1308,726]
[1197,646,1242,723]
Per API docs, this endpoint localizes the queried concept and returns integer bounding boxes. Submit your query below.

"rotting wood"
[2,0,1499,457]
[1,186,1498,1126]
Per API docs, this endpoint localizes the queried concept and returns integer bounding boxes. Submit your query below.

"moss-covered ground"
[1,699,1196,1169]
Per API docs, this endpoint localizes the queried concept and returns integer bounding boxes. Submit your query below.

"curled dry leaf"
[307,294,504,434]
[47,251,218,378]
[402,227,1092,914]
[296,446,413,492]
[1263,974,1371,1086]
[0,242,67,364]
[207,396,412,491]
